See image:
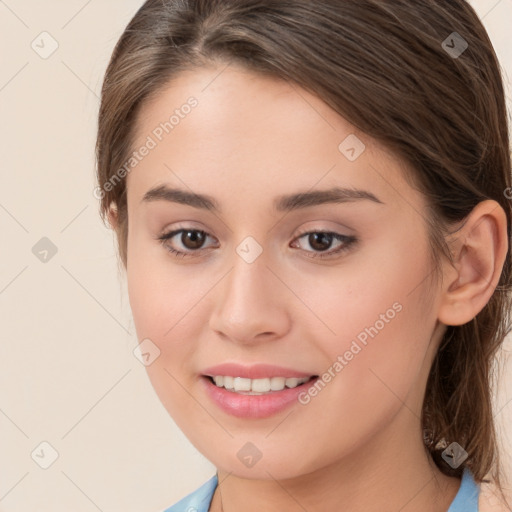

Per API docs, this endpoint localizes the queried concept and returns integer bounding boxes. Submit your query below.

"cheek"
[126,240,211,377]
[126,255,205,420]
[305,235,432,343]
[126,265,166,341]
[309,234,436,402]
[126,227,189,339]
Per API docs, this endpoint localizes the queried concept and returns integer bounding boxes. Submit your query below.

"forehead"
[127,64,423,213]
[132,64,344,158]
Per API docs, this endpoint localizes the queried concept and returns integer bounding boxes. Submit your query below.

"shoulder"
[161,474,218,512]
[478,480,512,512]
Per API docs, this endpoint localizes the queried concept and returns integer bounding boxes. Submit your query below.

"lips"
[200,363,319,418]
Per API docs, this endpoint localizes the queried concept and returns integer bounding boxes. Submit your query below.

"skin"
[111,64,508,511]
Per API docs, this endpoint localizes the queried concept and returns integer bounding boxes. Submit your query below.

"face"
[125,64,446,480]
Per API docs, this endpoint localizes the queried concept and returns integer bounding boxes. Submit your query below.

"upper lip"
[201,363,316,380]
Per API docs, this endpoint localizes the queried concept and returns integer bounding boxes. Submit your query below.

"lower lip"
[201,376,318,419]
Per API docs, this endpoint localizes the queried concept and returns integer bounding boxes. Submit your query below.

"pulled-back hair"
[96,0,512,505]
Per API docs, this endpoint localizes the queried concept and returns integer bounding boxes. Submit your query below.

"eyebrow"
[141,184,384,212]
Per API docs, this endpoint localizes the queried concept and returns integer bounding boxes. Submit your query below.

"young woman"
[95,1,512,510]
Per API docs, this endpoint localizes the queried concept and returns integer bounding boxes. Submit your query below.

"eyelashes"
[157,227,357,260]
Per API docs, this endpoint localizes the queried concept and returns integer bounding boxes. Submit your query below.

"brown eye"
[180,230,207,249]
[307,232,334,252]
[158,228,216,257]
[291,230,357,259]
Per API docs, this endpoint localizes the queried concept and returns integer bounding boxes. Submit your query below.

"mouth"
[200,373,320,418]
[199,363,320,418]
[203,374,319,395]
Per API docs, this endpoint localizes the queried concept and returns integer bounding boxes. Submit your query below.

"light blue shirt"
[163,466,480,512]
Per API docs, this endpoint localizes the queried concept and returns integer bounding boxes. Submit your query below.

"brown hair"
[96,0,512,505]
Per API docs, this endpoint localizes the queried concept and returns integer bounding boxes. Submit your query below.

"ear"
[107,204,118,230]
[437,200,508,326]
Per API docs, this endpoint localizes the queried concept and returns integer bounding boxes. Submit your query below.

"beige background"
[0,1,511,510]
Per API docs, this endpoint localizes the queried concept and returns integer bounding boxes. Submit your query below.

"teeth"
[234,377,251,392]
[210,375,310,394]
[270,377,286,391]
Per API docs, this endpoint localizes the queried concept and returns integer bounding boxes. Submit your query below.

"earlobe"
[437,200,508,327]
[107,204,118,230]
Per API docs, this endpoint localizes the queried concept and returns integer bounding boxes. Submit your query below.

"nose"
[208,247,291,345]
